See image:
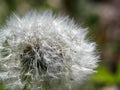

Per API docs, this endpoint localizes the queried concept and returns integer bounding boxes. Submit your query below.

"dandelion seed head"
[0,10,98,90]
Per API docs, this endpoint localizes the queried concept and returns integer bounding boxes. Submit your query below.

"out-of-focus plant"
[93,60,120,84]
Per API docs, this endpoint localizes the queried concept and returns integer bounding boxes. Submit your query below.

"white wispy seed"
[0,10,98,90]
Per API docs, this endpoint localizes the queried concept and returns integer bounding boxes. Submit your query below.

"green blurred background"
[0,0,120,90]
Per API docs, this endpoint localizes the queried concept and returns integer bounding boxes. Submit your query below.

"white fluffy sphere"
[0,10,98,90]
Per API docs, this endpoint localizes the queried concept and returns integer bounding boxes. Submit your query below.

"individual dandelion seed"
[0,10,98,90]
